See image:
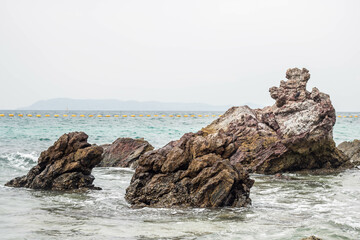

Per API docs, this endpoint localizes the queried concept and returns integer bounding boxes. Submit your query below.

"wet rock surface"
[338,139,360,165]
[126,68,351,208]
[98,138,154,168]
[5,132,103,191]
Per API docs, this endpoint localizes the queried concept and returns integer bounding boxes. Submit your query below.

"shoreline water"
[0,111,359,239]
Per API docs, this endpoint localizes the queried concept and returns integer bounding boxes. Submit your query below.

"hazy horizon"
[16,98,233,111]
[1,0,359,111]
[0,97,356,112]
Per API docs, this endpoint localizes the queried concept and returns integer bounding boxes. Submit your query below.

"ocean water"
[0,110,359,240]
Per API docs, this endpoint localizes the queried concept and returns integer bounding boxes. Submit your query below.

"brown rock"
[338,139,360,165]
[126,68,351,208]
[98,138,154,168]
[126,149,254,208]
[5,132,103,191]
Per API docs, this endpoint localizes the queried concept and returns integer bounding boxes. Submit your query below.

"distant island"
[18,98,263,111]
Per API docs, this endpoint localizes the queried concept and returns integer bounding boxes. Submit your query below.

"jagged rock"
[338,139,360,165]
[126,68,351,208]
[202,68,351,173]
[98,138,154,168]
[126,139,254,208]
[5,132,103,191]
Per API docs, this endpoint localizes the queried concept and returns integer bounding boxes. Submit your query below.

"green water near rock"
[0,111,359,239]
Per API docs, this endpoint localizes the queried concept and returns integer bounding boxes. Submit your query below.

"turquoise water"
[0,111,359,239]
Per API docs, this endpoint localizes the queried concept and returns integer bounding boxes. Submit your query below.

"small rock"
[338,139,360,165]
[301,236,322,240]
[5,132,103,191]
[274,173,291,180]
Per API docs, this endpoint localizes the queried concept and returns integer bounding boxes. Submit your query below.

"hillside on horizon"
[18,98,264,111]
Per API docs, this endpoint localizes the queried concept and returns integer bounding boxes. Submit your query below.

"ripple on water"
[0,112,360,239]
[0,168,360,239]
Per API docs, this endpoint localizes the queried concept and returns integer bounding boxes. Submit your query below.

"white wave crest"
[0,152,38,170]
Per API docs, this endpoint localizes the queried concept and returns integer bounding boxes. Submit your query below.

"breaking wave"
[0,152,38,170]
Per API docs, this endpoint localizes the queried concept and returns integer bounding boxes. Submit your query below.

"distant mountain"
[19,98,264,111]
[18,98,231,111]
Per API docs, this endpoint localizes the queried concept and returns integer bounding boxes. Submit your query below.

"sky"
[0,0,359,111]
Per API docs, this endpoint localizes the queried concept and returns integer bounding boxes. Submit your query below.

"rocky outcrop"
[201,68,351,173]
[5,132,103,191]
[338,139,360,165]
[126,138,254,208]
[126,68,351,208]
[98,138,154,168]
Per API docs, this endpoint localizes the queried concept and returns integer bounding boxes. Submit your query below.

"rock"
[338,139,360,165]
[301,236,322,240]
[201,68,351,174]
[126,142,254,208]
[126,68,351,208]
[5,132,103,191]
[98,138,154,168]
[274,173,292,180]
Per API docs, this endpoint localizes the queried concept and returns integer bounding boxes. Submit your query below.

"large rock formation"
[126,68,351,208]
[338,139,360,165]
[201,68,351,174]
[98,138,154,168]
[126,136,254,208]
[5,132,103,191]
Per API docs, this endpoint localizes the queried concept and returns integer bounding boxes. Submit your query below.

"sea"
[0,110,359,240]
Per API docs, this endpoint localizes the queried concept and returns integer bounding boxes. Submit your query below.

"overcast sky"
[0,0,359,111]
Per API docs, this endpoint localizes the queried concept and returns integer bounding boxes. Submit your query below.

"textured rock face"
[126,135,254,208]
[338,140,360,165]
[126,68,350,208]
[98,138,154,168]
[5,132,103,191]
[202,68,350,173]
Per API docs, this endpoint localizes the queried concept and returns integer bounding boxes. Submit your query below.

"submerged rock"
[126,68,350,208]
[98,138,154,168]
[5,132,103,191]
[274,173,292,180]
[338,139,360,165]
[301,236,322,240]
